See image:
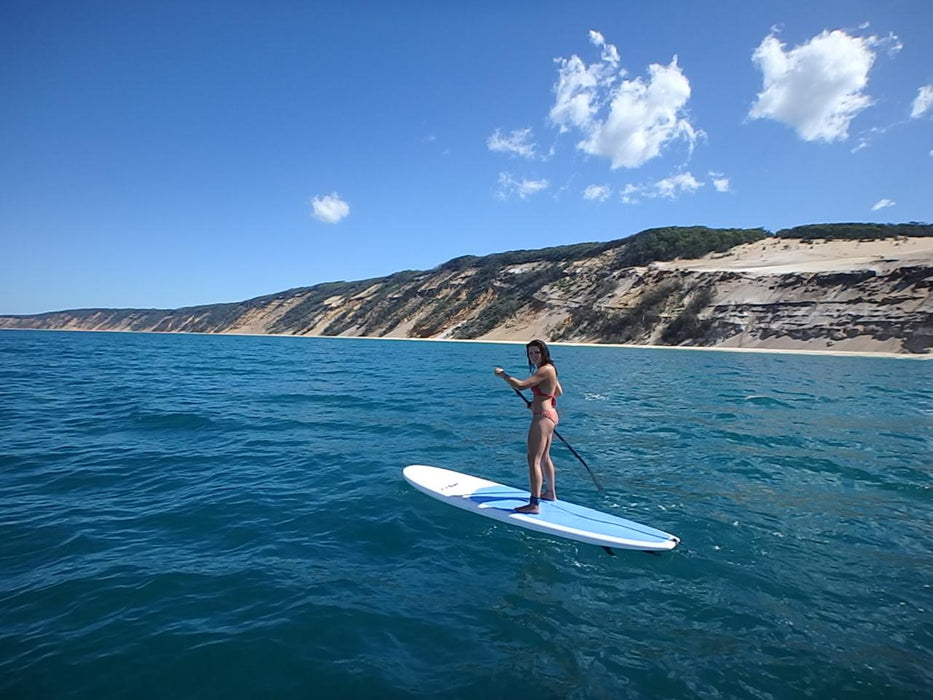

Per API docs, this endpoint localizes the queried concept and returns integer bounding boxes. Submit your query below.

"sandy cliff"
[2,232,931,355]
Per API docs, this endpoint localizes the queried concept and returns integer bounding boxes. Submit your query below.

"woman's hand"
[494,367,507,377]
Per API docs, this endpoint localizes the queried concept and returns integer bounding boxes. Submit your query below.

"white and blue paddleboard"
[403,464,679,552]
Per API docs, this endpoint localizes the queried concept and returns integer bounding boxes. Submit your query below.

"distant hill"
[2,223,931,354]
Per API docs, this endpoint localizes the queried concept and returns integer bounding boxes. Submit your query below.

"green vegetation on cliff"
[441,226,768,274]
[776,222,933,240]
[433,226,767,341]
[660,286,715,345]
[439,240,623,272]
[452,265,564,338]
[615,226,768,267]
[555,281,685,344]
[269,280,373,335]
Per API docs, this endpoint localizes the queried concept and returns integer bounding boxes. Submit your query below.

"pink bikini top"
[531,384,557,407]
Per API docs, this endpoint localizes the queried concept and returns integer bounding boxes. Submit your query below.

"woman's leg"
[541,432,556,500]
[515,417,550,513]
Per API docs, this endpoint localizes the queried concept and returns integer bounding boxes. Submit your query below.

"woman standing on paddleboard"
[494,339,563,514]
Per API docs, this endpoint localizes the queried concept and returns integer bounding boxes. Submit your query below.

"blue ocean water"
[1,330,930,699]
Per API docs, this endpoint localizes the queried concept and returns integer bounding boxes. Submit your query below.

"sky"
[1,0,931,315]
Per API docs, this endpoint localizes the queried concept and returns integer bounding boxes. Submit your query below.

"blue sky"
[1,0,931,315]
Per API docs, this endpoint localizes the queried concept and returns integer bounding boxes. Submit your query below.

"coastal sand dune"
[477,237,932,355]
[655,236,933,275]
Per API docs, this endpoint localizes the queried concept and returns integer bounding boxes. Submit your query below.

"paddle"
[507,385,603,492]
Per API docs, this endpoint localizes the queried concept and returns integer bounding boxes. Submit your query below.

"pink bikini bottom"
[533,409,559,425]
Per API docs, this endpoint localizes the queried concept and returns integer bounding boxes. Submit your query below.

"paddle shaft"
[509,385,603,491]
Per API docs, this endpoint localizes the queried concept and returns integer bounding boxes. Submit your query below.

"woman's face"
[527,345,543,365]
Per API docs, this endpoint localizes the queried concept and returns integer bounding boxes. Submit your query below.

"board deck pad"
[403,464,679,552]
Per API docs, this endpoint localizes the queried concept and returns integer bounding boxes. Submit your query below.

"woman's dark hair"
[526,339,555,372]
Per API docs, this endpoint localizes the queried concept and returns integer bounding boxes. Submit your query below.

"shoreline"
[2,326,928,360]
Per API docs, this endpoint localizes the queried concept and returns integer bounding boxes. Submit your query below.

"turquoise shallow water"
[1,330,931,699]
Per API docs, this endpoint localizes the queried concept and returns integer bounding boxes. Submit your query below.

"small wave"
[131,411,216,432]
[255,392,320,405]
[743,395,795,408]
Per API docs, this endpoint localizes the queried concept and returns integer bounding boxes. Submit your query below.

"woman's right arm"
[494,367,542,391]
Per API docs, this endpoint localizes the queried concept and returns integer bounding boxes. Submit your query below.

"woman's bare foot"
[514,502,540,514]
[541,489,556,501]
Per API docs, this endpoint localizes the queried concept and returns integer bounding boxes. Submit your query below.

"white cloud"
[748,29,878,142]
[496,173,549,200]
[310,193,350,224]
[590,29,620,67]
[709,171,730,192]
[911,85,933,119]
[488,127,538,158]
[851,124,891,153]
[550,31,699,168]
[620,183,640,204]
[583,184,611,201]
[871,198,895,211]
[620,172,703,203]
[881,31,904,57]
[654,172,702,198]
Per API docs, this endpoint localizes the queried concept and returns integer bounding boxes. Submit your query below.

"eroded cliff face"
[2,238,931,354]
[461,257,931,354]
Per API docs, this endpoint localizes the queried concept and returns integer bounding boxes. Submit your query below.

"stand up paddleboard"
[403,464,679,553]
